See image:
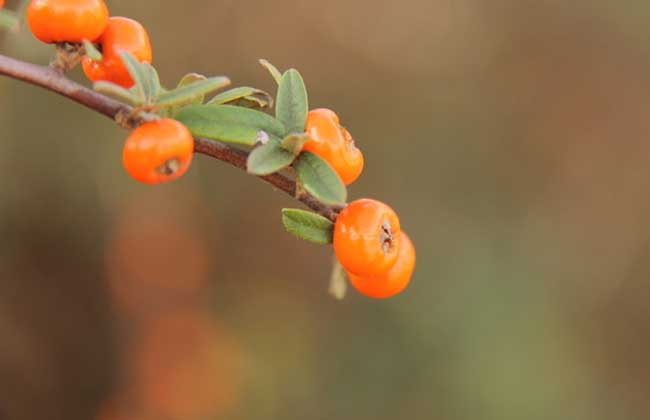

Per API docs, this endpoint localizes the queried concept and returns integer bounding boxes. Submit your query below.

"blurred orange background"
[3,0,650,419]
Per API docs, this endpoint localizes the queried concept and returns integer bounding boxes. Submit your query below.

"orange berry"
[122,119,193,184]
[347,232,415,298]
[0,1,5,9]
[333,198,401,276]
[27,0,109,43]
[82,16,152,88]
[304,108,364,185]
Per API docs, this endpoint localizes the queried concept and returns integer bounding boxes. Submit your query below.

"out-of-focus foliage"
[2,0,650,419]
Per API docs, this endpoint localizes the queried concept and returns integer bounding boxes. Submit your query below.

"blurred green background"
[3,0,650,419]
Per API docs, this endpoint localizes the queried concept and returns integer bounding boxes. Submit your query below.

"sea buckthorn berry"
[334,198,401,276]
[82,16,152,88]
[304,108,364,185]
[27,0,109,43]
[123,119,193,184]
[347,232,415,298]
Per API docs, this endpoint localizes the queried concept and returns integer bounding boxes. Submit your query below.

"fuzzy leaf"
[141,63,161,100]
[82,39,102,61]
[207,86,273,109]
[281,208,334,244]
[93,81,141,105]
[259,59,282,85]
[247,139,295,175]
[156,77,230,107]
[281,133,310,155]
[329,258,348,300]
[0,10,19,31]
[276,69,308,135]
[294,152,347,206]
[119,51,149,102]
[175,104,285,146]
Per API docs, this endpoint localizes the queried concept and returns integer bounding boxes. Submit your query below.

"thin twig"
[0,53,340,221]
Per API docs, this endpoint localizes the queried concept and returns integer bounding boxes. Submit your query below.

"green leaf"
[0,10,19,32]
[119,51,149,102]
[207,86,273,109]
[177,73,208,104]
[175,104,286,146]
[178,73,207,87]
[93,81,141,105]
[141,63,161,100]
[329,258,348,300]
[247,139,295,175]
[82,39,102,61]
[276,69,308,135]
[281,208,334,245]
[156,77,230,107]
[259,59,282,85]
[294,152,347,206]
[281,133,310,155]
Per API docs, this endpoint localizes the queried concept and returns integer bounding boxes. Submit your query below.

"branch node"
[49,43,84,74]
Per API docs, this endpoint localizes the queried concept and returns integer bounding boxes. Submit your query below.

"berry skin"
[27,0,109,43]
[304,108,364,185]
[0,1,4,9]
[347,232,415,298]
[334,198,401,277]
[82,16,152,88]
[123,119,194,184]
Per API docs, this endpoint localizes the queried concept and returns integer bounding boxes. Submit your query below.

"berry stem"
[0,53,340,221]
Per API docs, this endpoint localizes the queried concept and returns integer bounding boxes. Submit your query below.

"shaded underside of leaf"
[247,140,295,175]
[275,69,308,135]
[281,208,334,244]
[294,151,347,206]
[156,76,230,107]
[175,104,286,146]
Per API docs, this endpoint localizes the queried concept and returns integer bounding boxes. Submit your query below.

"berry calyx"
[347,232,415,298]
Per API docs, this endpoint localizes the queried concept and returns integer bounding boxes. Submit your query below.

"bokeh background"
[2,0,650,419]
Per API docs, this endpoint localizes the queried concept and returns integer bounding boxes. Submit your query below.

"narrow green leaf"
[281,133,310,155]
[207,86,273,109]
[276,69,308,135]
[178,73,207,86]
[0,10,19,32]
[141,63,161,100]
[175,104,286,146]
[82,39,103,61]
[156,77,230,107]
[247,139,295,175]
[329,258,348,300]
[281,208,334,244]
[259,59,282,85]
[294,151,347,206]
[119,51,149,102]
[93,81,140,105]
[176,73,208,105]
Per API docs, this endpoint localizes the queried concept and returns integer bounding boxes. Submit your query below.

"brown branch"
[0,53,340,221]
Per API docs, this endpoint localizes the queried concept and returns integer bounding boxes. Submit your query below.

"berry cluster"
[22,0,415,298]
[335,200,415,298]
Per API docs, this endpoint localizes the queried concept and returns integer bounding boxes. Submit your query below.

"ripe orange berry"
[347,232,415,298]
[0,0,5,9]
[304,108,364,185]
[82,16,152,88]
[334,198,401,276]
[123,119,193,184]
[27,0,109,43]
